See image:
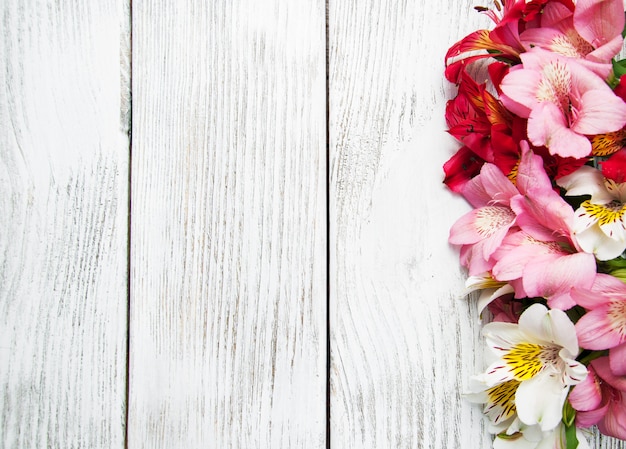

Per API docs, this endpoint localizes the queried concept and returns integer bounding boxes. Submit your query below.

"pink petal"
[586,34,625,65]
[492,232,539,281]
[510,192,574,242]
[593,357,626,391]
[461,163,517,208]
[499,67,541,117]
[527,103,592,158]
[599,400,626,440]
[576,306,624,350]
[569,366,602,412]
[577,405,610,428]
[571,273,623,309]
[572,90,626,135]
[547,292,577,310]
[522,252,595,308]
[541,2,574,28]
[610,342,626,376]
[520,28,567,52]
[574,0,625,55]
[515,142,552,195]
[460,243,497,276]
[477,164,519,203]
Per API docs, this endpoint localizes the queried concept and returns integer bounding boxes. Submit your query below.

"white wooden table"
[1,1,624,448]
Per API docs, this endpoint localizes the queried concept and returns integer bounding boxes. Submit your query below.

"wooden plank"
[329,1,625,448]
[128,1,327,448]
[328,2,492,447]
[0,1,130,448]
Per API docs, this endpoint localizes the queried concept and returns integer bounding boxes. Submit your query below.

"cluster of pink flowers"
[444,0,626,447]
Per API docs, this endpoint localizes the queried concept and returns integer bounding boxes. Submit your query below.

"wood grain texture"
[329,1,624,448]
[129,1,327,448]
[0,1,130,448]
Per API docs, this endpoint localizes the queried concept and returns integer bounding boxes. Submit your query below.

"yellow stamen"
[502,343,544,380]
[581,200,626,226]
[485,380,519,423]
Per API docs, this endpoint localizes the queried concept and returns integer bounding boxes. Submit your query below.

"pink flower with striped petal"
[572,274,626,376]
[500,49,626,158]
[449,163,519,276]
[520,0,625,77]
[569,356,626,439]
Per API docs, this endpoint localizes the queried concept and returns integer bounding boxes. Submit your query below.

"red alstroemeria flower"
[443,72,522,190]
[445,0,575,82]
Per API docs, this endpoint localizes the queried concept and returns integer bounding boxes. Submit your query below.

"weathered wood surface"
[128,0,327,448]
[0,1,130,448]
[2,0,626,448]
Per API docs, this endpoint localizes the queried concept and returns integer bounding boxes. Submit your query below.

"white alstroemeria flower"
[465,272,515,313]
[558,165,626,260]
[475,304,587,432]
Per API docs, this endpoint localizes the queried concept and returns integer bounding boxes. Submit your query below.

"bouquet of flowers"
[444,0,626,447]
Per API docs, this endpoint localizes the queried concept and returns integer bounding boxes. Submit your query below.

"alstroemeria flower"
[449,163,519,275]
[520,0,624,77]
[480,304,587,431]
[444,0,553,82]
[571,273,626,375]
[558,165,626,260]
[490,146,596,309]
[569,356,626,439]
[465,272,515,314]
[500,49,626,158]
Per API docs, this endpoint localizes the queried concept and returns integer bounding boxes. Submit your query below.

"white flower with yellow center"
[471,304,587,433]
[465,272,515,313]
[558,165,626,260]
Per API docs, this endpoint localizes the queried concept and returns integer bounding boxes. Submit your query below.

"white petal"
[557,165,613,202]
[519,305,578,355]
[515,372,568,431]
[477,284,515,314]
[559,349,588,386]
[574,225,626,260]
[484,322,526,353]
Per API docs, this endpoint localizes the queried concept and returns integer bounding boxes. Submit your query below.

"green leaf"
[563,401,576,427]
[565,422,579,449]
[613,58,626,80]
[622,12,626,38]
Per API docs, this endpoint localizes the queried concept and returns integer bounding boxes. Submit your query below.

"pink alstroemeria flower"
[449,163,519,276]
[491,145,596,309]
[500,49,626,158]
[520,0,625,77]
[569,356,626,440]
[572,274,626,375]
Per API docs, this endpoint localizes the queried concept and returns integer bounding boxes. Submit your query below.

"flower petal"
[558,165,613,202]
[515,371,568,430]
[575,306,623,350]
[527,103,592,158]
[569,366,602,412]
[522,252,595,310]
[573,0,625,58]
[573,90,626,135]
[573,224,626,260]
[518,304,578,355]
[609,341,626,376]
